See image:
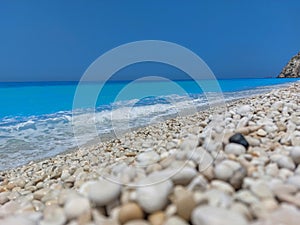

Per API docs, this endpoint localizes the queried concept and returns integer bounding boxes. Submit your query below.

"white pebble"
[277,155,296,171]
[171,167,197,185]
[136,172,173,213]
[214,162,234,181]
[192,205,248,225]
[79,179,121,206]
[225,143,246,156]
[236,105,252,116]
[290,146,300,164]
[136,150,160,166]
[164,216,189,225]
[64,197,90,220]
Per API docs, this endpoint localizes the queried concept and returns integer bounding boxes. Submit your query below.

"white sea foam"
[0,82,294,171]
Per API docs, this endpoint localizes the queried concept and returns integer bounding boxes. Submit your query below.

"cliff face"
[278,52,300,78]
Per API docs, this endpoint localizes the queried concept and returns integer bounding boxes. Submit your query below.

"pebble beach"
[0,81,300,225]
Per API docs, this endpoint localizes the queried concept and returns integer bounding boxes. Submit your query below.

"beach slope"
[0,82,300,225]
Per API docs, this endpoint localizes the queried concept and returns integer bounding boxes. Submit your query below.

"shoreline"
[0,81,300,224]
[1,79,296,173]
[0,78,298,172]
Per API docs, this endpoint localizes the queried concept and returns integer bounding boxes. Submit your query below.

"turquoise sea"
[0,78,299,171]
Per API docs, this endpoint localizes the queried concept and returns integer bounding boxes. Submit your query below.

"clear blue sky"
[1,0,300,81]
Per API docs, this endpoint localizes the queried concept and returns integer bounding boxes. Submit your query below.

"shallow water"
[0,78,299,171]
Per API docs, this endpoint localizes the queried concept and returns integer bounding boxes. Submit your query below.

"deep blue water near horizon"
[0,78,299,171]
[1,78,299,117]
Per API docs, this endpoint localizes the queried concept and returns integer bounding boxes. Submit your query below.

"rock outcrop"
[278,52,300,78]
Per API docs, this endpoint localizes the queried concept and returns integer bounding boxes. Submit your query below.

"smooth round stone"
[290,146,300,164]
[191,205,248,225]
[223,160,242,171]
[277,155,296,170]
[164,216,189,225]
[245,136,260,147]
[170,167,197,185]
[118,202,144,224]
[79,179,121,206]
[214,162,234,181]
[210,180,234,194]
[250,181,274,199]
[136,150,160,166]
[148,211,165,225]
[136,173,173,213]
[225,143,246,156]
[64,197,90,220]
[257,129,267,137]
[173,187,196,221]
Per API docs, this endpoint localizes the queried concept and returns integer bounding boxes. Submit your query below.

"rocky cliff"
[278,52,300,78]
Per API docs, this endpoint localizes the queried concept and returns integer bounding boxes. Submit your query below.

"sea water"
[0,78,298,171]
